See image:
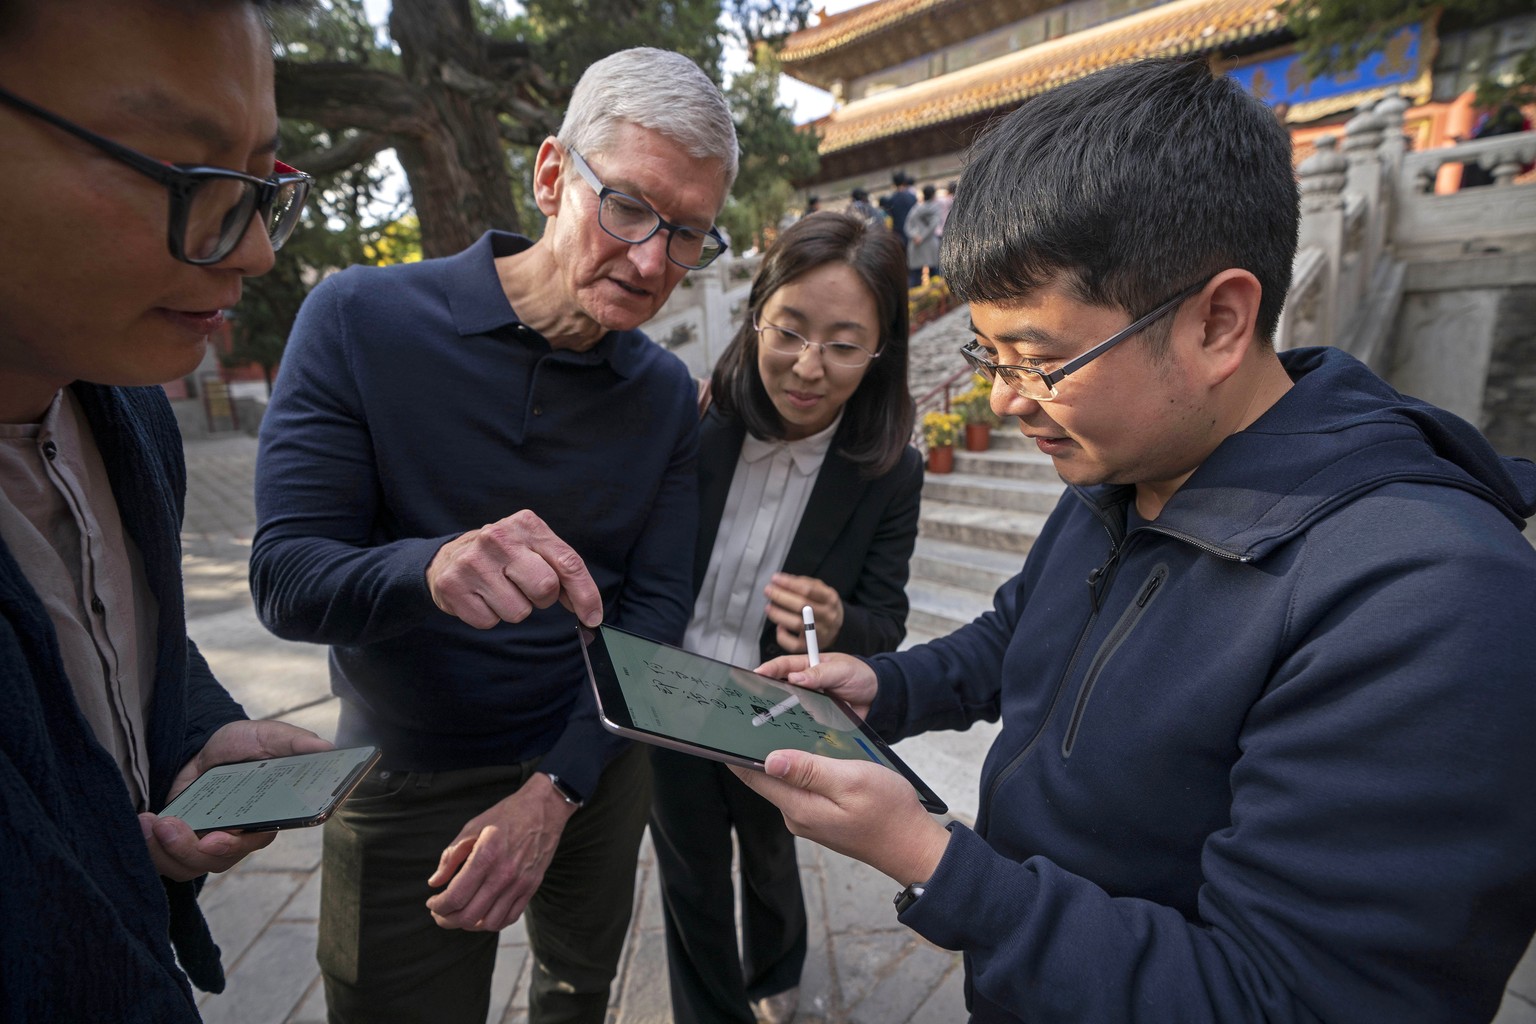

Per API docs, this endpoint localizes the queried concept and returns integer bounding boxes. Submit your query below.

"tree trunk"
[389,0,527,256]
[275,0,562,258]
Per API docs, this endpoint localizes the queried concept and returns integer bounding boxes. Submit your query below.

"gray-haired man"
[251,47,738,1023]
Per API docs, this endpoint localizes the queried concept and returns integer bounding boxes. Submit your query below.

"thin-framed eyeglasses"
[0,84,311,266]
[754,317,882,369]
[960,279,1207,402]
[566,147,727,270]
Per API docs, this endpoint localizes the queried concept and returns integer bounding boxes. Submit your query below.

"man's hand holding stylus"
[754,652,878,720]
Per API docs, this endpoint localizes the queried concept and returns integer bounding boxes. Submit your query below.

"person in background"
[0,1,329,1020]
[905,182,943,285]
[848,186,883,229]
[737,55,1536,1023]
[801,194,820,218]
[651,211,922,1024]
[251,46,737,1024]
[885,170,917,241]
[1460,101,1533,188]
[935,179,956,240]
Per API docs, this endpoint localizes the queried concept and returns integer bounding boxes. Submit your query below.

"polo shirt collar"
[446,229,647,379]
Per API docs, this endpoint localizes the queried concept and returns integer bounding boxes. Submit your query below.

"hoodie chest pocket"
[1061,564,1169,758]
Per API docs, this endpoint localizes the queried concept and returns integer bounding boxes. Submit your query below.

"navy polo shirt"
[251,231,700,795]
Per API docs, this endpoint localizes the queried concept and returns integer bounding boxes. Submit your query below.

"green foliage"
[270,0,392,66]
[518,0,725,88]
[227,67,421,389]
[719,49,820,253]
[1280,0,1534,105]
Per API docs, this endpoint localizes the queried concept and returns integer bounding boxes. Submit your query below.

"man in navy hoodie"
[738,56,1536,1022]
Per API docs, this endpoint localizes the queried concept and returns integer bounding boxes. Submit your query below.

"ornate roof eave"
[806,0,1291,159]
[782,0,1048,92]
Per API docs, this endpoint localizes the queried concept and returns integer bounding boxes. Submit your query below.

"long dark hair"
[710,211,913,478]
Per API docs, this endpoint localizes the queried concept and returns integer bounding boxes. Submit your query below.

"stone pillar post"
[699,258,729,371]
[1344,107,1386,288]
[1374,95,1410,249]
[1296,134,1348,347]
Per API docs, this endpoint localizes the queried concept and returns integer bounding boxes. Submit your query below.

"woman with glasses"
[650,212,922,1024]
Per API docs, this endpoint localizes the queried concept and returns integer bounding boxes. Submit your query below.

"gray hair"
[558,47,739,190]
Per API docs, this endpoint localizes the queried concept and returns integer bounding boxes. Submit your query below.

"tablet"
[578,624,947,814]
[158,745,381,835]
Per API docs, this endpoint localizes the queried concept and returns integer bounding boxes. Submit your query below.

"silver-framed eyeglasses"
[960,279,1207,402]
[566,147,727,270]
[0,84,311,266]
[754,318,882,369]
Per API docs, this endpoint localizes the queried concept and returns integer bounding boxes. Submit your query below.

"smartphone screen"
[158,746,380,834]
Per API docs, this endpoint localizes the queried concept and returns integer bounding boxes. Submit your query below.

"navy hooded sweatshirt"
[868,347,1536,1023]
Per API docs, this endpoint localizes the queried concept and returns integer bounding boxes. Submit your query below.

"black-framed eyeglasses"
[961,279,1207,402]
[753,317,881,369]
[0,84,311,266]
[566,147,727,270]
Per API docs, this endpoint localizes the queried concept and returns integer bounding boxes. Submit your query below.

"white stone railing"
[646,251,762,377]
[1402,130,1536,192]
[1278,97,1536,358]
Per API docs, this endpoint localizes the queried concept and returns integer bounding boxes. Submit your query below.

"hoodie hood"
[1126,347,1536,560]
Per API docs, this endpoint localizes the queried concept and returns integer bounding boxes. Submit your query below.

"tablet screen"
[583,624,946,813]
[159,746,380,833]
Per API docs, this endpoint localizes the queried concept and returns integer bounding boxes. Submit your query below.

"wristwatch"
[542,772,584,809]
[893,882,926,914]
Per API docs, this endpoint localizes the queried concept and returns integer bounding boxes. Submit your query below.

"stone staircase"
[901,430,1066,647]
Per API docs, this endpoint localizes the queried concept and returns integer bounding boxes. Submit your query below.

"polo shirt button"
[91,596,105,615]
[42,440,57,460]
[533,406,543,416]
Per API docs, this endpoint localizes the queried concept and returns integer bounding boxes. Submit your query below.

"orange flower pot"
[927,446,955,474]
[964,423,991,452]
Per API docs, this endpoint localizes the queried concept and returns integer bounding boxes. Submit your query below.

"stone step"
[922,471,1066,514]
[907,577,993,637]
[951,446,1062,482]
[910,537,1023,596]
[918,500,1049,555]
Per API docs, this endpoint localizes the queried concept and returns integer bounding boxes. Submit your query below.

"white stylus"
[752,605,817,727]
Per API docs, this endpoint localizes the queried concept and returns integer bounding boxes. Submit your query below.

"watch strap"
[542,772,584,808]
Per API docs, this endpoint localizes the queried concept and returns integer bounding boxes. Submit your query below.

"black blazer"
[692,408,924,661]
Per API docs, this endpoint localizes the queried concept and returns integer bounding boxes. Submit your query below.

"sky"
[358,0,859,123]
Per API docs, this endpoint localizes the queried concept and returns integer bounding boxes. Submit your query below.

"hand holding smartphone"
[158,745,381,835]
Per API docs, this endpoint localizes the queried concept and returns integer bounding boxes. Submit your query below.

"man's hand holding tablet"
[732,652,952,890]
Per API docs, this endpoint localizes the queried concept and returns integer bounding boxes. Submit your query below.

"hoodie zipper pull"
[1086,546,1120,613]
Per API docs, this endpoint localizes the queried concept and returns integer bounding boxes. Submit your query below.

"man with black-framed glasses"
[0,1,328,1021]
[735,56,1536,1023]
[251,46,738,1024]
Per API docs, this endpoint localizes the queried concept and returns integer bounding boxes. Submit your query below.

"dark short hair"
[942,56,1299,344]
[922,184,936,201]
[851,187,869,201]
[710,212,914,478]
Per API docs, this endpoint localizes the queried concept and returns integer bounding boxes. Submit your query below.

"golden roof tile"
[782,0,962,63]
[808,0,1286,154]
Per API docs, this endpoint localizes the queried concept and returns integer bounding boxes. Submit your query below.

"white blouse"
[684,413,842,668]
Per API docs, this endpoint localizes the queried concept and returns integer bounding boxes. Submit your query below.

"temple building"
[778,0,1536,199]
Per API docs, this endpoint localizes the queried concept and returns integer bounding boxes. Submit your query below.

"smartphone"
[157,745,382,835]
[578,623,947,814]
